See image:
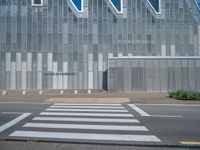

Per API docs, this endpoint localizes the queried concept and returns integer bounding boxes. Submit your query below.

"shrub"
[168,90,200,101]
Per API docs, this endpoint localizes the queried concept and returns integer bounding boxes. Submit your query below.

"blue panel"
[195,0,200,10]
[148,0,160,13]
[110,0,122,12]
[71,0,82,12]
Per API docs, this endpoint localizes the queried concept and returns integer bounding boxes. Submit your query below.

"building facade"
[0,0,200,92]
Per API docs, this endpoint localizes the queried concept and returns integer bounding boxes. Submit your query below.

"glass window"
[70,0,83,12]
[109,0,123,13]
[195,0,200,11]
[32,0,43,6]
[147,0,161,14]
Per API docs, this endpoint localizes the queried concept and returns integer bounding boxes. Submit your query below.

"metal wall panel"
[108,57,200,92]
[16,72,21,90]
[188,60,196,91]
[182,60,188,90]
[124,60,131,92]
[171,45,176,56]
[6,72,11,90]
[128,53,133,57]
[57,74,63,89]
[175,60,182,90]
[161,45,166,56]
[167,60,175,91]
[0,0,200,91]
[0,52,1,89]
[47,53,53,72]
[93,61,98,89]
[88,72,93,89]
[79,72,83,89]
[5,53,11,72]
[53,62,58,89]
[63,62,68,89]
[88,53,93,89]
[145,60,153,92]
[196,60,200,90]
[152,60,160,92]
[21,62,27,90]
[27,53,32,72]
[27,72,32,90]
[73,62,78,89]
[138,60,145,91]
[37,72,42,89]
[32,62,37,89]
[16,53,21,71]
[37,53,42,72]
[98,53,103,72]
[11,62,16,90]
[160,60,168,92]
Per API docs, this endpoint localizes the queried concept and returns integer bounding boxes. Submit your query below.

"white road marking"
[150,115,183,118]
[128,104,150,116]
[0,113,31,133]
[33,117,139,123]
[1,112,23,115]
[54,103,122,106]
[135,104,200,107]
[23,123,148,131]
[40,112,133,117]
[46,108,128,112]
[0,102,49,104]
[50,106,124,109]
[10,131,161,142]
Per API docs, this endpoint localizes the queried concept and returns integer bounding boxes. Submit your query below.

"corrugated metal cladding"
[108,57,200,92]
[0,0,200,91]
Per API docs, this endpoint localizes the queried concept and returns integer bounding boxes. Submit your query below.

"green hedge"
[168,90,200,101]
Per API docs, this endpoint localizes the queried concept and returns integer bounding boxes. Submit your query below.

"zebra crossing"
[9,103,161,143]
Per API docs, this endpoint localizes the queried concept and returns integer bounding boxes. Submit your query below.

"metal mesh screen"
[108,57,200,92]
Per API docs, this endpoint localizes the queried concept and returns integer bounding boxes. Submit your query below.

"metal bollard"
[88,89,91,94]
[74,90,78,94]
[22,91,27,95]
[60,90,64,95]
[2,90,7,95]
[39,90,43,95]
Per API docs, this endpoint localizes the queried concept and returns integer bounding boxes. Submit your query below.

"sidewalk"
[0,91,200,104]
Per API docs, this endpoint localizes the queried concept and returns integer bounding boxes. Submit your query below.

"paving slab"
[0,92,200,104]
[45,98,130,103]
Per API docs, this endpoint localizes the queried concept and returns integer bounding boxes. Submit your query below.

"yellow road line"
[180,141,200,145]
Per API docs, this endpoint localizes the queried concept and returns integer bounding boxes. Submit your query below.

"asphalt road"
[0,103,199,150]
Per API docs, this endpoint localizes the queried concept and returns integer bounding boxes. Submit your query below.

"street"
[0,103,200,150]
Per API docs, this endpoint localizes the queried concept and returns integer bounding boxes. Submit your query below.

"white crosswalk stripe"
[9,103,161,143]
[23,123,148,131]
[33,116,140,123]
[46,108,128,112]
[54,103,122,106]
[40,112,133,117]
[50,106,124,109]
[11,131,161,142]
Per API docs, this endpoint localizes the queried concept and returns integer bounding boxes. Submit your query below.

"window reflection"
[195,0,200,10]
[147,0,160,13]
